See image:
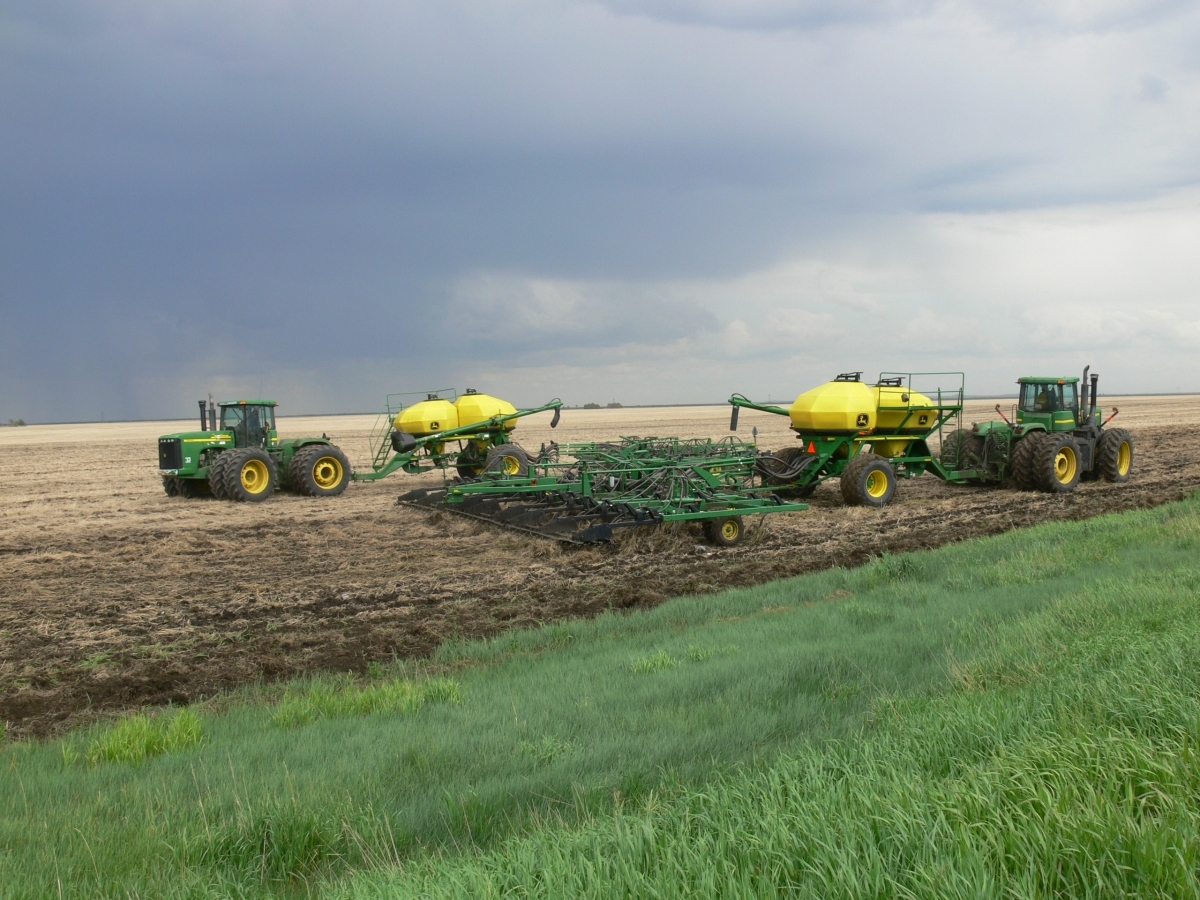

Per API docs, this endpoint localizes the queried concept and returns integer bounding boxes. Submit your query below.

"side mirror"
[550,407,561,429]
[729,405,739,432]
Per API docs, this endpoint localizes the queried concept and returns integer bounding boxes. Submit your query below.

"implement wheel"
[484,443,530,477]
[1010,432,1043,490]
[1098,428,1134,482]
[840,452,896,507]
[1034,434,1081,493]
[704,516,744,547]
[456,441,487,480]
[222,448,278,502]
[289,444,351,497]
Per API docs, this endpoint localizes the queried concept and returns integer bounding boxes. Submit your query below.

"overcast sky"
[3,1,1199,422]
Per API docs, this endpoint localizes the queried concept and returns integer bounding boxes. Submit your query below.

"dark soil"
[3,423,1196,738]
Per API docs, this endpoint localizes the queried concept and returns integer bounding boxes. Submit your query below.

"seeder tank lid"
[218,399,279,406]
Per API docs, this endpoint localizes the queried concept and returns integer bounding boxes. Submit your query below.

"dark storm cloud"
[2,1,1199,419]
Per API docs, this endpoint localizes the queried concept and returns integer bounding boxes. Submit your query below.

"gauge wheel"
[703,515,744,547]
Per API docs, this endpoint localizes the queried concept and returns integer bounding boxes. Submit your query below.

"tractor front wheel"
[483,444,530,477]
[840,452,896,507]
[207,452,233,499]
[1098,428,1134,482]
[1034,434,1081,493]
[289,444,351,497]
[162,476,180,497]
[222,448,278,502]
[703,515,744,547]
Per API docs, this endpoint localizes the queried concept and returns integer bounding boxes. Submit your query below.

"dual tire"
[208,448,278,502]
[288,444,352,497]
[1013,428,1134,493]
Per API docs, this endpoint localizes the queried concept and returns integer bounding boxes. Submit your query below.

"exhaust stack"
[198,400,208,431]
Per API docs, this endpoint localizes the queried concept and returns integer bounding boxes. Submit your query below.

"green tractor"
[158,398,352,502]
[940,366,1133,493]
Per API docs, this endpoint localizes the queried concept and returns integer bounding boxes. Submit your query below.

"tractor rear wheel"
[484,444,530,477]
[1010,432,1043,490]
[703,515,744,547]
[940,430,983,470]
[1098,428,1134,482]
[840,452,896,507]
[289,444,351,497]
[221,448,278,502]
[1034,434,1081,493]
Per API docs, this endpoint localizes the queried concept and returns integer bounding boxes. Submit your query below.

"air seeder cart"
[352,389,565,484]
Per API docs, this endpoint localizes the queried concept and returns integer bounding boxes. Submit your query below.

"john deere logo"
[430,421,439,429]
[856,413,869,427]
[918,414,929,425]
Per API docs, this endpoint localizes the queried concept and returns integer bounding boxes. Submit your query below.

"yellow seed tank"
[455,391,518,431]
[394,399,460,436]
[788,379,936,435]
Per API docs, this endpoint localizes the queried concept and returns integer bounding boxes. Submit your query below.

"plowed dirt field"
[3,396,1199,737]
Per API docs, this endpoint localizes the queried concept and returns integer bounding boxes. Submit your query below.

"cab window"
[1019,383,1063,412]
[220,406,245,431]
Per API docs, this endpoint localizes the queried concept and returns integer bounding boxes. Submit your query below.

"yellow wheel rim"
[721,519,739,541]
[1054,446,1078,484]
[502,455,520,475]
[312,456,344,489]
[1117,441,1131,476]
[240,458,270,494]
[865,469,889,499]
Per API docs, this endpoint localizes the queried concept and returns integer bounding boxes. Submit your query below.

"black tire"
[1010,432,1043,490]
[1098,428,1134,483]
[176,478,205,499]
[1034,433,1081,493]
[162,476,180,497]
[456,441,487,480]
[840,452,897,507]
[703,515,744,547]
[206,452,232,500]
[289,444,351,497]
[221,448,278,502]
[483,444,530,477]
[940,430,983,470]
[760,447,813,486]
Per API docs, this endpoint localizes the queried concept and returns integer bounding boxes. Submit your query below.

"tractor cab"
[1016,378,1080,432]
[219,400,278,448]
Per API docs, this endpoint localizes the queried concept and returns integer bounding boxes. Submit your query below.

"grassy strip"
[78,708,203,766]
[271,676,460,727]
[344,564,1200,899]
[1,496,1197,897]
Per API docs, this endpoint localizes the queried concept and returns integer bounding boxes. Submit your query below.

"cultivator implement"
[398,436,809,545]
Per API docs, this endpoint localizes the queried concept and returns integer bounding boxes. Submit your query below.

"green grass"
[81,708,204,765]
[270,676,460,727]
[2,495,1199,898]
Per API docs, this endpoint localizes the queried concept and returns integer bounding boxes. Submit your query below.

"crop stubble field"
[3,396,1200,737]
